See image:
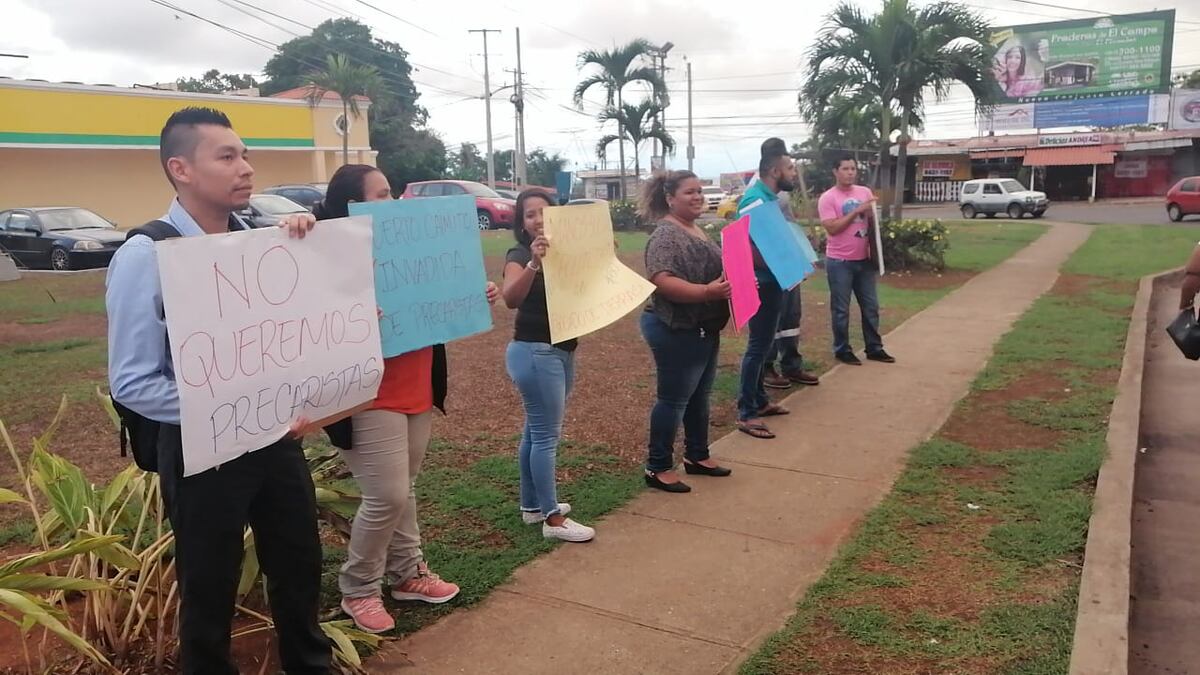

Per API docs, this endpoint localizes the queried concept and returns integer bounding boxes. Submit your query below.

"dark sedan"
[0,207,125,271]
[240,194,310,228]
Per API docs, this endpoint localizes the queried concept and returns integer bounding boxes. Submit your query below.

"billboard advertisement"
[1170,89,1200,130]
[1033,95,1150,128]
[988,10,1175,104]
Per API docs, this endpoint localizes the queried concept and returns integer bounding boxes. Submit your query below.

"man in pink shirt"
[818,155,894,366]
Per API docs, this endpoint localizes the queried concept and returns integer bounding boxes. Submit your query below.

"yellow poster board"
[542,203,654,343]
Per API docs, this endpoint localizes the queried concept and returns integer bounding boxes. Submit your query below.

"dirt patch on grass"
[942,402,1064,452]
[942,368,1072,452]
[884,269,975,291]
[943,464,1007,486]
[0,314,107,346]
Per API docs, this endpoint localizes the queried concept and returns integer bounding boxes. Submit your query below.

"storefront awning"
[1023,146,1116,167]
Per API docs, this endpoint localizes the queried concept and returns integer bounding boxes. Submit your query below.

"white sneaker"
[542,517,595,543]
[521,503,572,524]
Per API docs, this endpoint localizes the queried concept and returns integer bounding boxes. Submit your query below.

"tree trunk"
[341,99,349,167]
[877,106,893,222]
[617,89,627,200]
[893,110,910,221]
[633,141,641,183]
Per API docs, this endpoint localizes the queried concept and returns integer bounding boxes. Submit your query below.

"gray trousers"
[337,409,433,599]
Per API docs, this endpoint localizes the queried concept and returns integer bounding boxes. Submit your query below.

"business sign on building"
[978,103,1037,132]
[988,10,1175,104]
[1033,94,1151,128]
[921,160,955,178]
[1170,89,1200,130]
[1038,133,1103,147]
[1114,158,1148,178]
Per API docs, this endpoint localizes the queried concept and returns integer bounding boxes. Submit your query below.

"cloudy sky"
[4,0,1200,179]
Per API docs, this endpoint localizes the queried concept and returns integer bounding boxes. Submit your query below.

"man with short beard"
[735,138,800,440]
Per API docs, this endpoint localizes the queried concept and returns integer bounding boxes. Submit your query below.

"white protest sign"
[157,217,383,476]
[871,203,886,276]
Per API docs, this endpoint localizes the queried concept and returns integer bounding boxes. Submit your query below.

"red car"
[400,180,517,230]
[1166,176,1200,222]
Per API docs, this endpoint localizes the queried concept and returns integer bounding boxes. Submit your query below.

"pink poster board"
[721,216,761,331]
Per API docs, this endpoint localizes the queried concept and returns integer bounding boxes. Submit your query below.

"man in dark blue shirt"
[107,107,331,674]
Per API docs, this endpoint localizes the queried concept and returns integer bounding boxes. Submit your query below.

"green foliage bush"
[609,199,646,232]
[807,218,949,271]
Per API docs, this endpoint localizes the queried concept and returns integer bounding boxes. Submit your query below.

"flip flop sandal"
[737,422,776,439]
[757,404,790,417]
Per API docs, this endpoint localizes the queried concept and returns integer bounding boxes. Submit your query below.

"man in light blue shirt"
[106,107,331,674]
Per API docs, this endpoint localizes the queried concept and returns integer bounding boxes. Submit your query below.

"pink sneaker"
[340,595,394,634]
[391,562,460,604]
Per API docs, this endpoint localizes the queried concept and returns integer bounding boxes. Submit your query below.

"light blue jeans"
[505,341,575,517]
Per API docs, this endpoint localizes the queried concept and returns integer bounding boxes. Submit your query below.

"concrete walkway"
[369,222,1092,674]
[1130,274,1200,673]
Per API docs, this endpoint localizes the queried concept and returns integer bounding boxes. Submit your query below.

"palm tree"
[804,0,993,220]
[574,40,665,199]
[307,53,387,166]
[804,4,899,217]
[810,96,922,186]
[890,2,994,219]
[596,101,675,179]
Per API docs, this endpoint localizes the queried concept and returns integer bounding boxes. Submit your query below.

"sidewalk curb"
[1068,269,1171,675]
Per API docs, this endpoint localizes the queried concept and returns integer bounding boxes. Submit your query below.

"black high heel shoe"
[645,471,692,493]
[683,460,732,477]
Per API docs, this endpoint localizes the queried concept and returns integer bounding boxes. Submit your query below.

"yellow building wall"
[310,105,371,153]
[0,148,323,227]
[1,87,314,146]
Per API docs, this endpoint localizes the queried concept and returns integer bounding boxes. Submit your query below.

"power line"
[990,0,1200,26]
[222,0,483,87]
[146,0,476,100]
[347,0,439,37]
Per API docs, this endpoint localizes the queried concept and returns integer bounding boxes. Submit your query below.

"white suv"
[959,178,1049,219]
[702,186,726,211]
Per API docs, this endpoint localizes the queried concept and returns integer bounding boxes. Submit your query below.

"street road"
[908,200,1192,226]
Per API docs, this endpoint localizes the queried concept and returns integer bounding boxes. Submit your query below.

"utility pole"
[469,28,501,189]
[514,27,527,187]
[686,58,694,173]
[648,43,673,170]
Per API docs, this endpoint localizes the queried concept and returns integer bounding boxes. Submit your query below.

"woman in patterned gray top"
[638,170,733,493]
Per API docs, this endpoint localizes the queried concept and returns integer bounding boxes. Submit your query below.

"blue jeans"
[505,341,575,517]
[640,312,720,473]
[826,258,883,356]
[738,271,784,421]
[766,286,804,374]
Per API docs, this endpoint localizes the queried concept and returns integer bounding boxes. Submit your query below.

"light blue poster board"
[350,195,492,357]
[747,201,815,290]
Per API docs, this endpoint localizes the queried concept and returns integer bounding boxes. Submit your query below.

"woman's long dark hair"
[513,188,555,247]
[312,164,381,220]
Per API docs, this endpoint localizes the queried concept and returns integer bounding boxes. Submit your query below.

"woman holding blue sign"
[501,188,596,543]
[315,164,500,635]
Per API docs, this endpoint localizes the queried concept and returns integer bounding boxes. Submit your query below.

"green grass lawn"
[480,230,649,257]
[740,225,1197,675]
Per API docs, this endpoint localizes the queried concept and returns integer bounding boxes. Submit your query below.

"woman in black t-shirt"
[638,171,733,493]
[500,189,595,543]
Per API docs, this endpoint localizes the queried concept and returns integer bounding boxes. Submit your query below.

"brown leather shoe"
[785,369,820,386]
[763,366,792,389]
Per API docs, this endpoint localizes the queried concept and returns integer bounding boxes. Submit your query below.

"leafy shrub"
[609,199,646,231]
[880,218,949,271]
[0,395,378,673]
[806,218,949,272]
